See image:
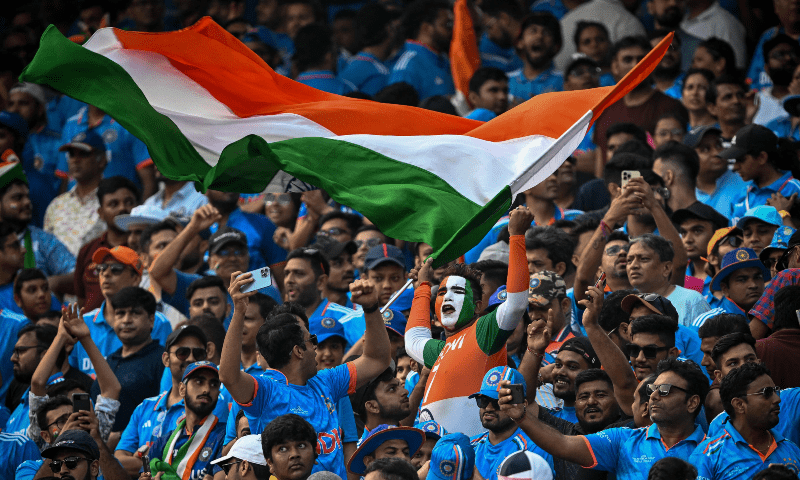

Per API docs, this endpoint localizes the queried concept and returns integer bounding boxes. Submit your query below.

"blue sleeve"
[152,312,173,346]
[39,230,76,275]
[15,460,43,480]
[213,387,231,425]
[318,363,355,402]
[116,403,144,453]
[689,440,715,480]
[18,437,42,463]
[583,428,630,472]
[676,326,703,367]
[161,270,202,316]
[225,403,241,443]
[405,371,419,393]
[337,396,357,443]
[0,405,10,430]
[776,388,800,445]
[239,375,271,419]
[132,136,152,168]
[389,62,424,98]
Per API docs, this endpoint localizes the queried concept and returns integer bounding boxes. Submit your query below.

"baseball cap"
[382,308,407,336]
[165,324,208,350]
[559,336,601,368]
[364,243,406,271]
[498,451,553,480]
[427,433,475,480]
[0,111,28,141]
[528,271,566,308]
[477,241,509,263]
[182,360,219,382]
[114,204,171,232]
[209,227,248,254]
[91,245,143,275]
[309,315,347,344]
[469,366,526,400]
[707,226,743,257]
[736,205,783,229]
[392,287,414,312]
[465,108,496,121]
[682,125,722,149]
[347,425,425,475]
[719,124,778,160]
[41,429,100,460]
[486,285,508,312]
[620,293,679,322]
[671,203,729,231]
[711,247,771,291]
[777,230,800,270]
[416,420,447,440]
[760,225,796,262]
[314,236,357,260]
[211,434,266,466]
[58,130,106,153]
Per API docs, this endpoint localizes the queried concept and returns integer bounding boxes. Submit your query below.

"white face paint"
[439,276,468,328]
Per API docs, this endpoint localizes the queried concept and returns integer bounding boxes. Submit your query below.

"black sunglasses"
[303,334,318,348]
[94,263,127,275]
[646,383,689,397]
[171,347,207,361]
[626,344,670,359]
[474,395,499,409]
[744,386,781,399]
[718,235,744,250]
[49,457,89,472]
[604,245,629,256]
[221,460,243,474]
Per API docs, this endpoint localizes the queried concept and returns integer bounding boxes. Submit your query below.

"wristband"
[510,405,527,423]
[363,304,380,314]
[526,347,545,358]
[599,220,612,238]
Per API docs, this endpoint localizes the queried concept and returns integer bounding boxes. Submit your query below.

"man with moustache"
[507,13,563,105]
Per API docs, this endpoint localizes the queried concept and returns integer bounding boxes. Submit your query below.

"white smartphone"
[240,267,272,293]
[621,170,641,187]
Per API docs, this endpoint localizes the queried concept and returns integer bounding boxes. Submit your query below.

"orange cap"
[706,227,742,258]
[92,246,143,275]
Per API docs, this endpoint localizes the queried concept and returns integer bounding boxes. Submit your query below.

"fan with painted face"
[435,275,478,332]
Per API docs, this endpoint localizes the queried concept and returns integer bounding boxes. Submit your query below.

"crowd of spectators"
[3,0,800,479]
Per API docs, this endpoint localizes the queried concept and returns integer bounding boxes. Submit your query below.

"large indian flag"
[21,19,671,266]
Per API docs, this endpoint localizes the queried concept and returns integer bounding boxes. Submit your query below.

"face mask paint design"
[435,276,475,330]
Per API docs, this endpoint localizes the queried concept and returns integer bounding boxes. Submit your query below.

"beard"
[481,414,516,433]
[770,66,796,86]
[378,402,410,422]
[553,388,576,403]
[178,251,201,271]
[654,61,681,80]
[655,8,682,29]
[209,197,238,214]
[186,395,217,418]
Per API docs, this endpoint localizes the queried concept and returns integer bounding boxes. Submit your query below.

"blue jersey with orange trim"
[0,309,29,403]
[690,423,800,480]
[471,428,554,480]
[237,364,357,478]
[582,423,706,480]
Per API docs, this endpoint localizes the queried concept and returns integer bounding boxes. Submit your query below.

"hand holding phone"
[239,267,272,293]
[621,170,641,188]
[508,384,525,404]
[72,393,91,413]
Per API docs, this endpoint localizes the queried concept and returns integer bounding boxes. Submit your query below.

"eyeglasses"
[46,413,70,431]
[355,238,382,249]
[652,186,671,200]
[216,249,246,258]
[221,460,243,474]
[264,193,292,206]
[744,386,781,399]
[568,66,601,78]
[12,345,42,357]
[474,395,500,409]
[318,227,346,237]
[171,347,207,361]
[635,293,664,303]
[49,457,89,472]
[646,383,689,397]
[625,344,670,358]
[94,263,127,275]
[604,245,629,256]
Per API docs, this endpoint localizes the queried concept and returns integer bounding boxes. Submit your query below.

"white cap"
[114,204,170,232]
[497,451,552,480]
[210,435,267,466]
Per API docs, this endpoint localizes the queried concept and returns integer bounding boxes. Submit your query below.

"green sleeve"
[475,309,513,355]
[422,339,446,369]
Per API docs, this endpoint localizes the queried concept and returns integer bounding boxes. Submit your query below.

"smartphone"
[142,454,151,474]
[239,267,272,293]
[508,384,525,404]
[72,393,91,413]
[621,170,641,187]
[594,272,607,289]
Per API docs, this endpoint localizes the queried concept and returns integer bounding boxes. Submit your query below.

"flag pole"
[380,278,414,314]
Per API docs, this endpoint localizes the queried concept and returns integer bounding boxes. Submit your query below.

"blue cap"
[416,420,447,440]
[711,248,771,291]
[309,315,347,344]
[182,361,219,382]
[736,205,783,229]
[364,243,406,271]
[428,433,475,480]
[469,366,526,400]
[347,425,425,475]
[382,308,407,336]
[465,108,496,122]
[392,287,414,311]
[486,285,508,312]
[58,129,106,153]
[0,111,28,141]
[760,225,796,261]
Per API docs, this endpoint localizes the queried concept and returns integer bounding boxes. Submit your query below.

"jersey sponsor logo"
[291,406,310,415]
[631,454,655,464]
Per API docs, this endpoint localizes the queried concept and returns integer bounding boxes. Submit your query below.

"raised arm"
[625,177,686,287]
[31,318,71,397]
[517,315,551,410]
[219,272,258,404]
[579,286,637,416]
[149,205,221,294]
[63,304,121,399]
[349,279,392,389]
[498,380,594,467]
[493,206,535,331]
[405,261,435,366]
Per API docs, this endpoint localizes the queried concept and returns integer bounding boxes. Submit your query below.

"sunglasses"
[718,235,744,250]
[474,396,500,409]
[221,460,243,474]
[318,228,346,237]
[355,238,383,249]
[626,344,670,359]
[94,263,127,275]
[304,334,318,347]
[646,383,689,397]
[171,347,207,361]
[604,245,629,256]
[744,386,781,399]
[49,457,89,472]
[264,193,292,206]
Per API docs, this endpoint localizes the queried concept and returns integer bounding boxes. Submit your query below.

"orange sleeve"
[507,235,528,293]
[406,283,432,333]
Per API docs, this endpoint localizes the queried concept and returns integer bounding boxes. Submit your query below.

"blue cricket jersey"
[339,52,391,96]
[388,41,455,100]
[471,428,555,480]
[0,432,41,480]
[732,171,800,223]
